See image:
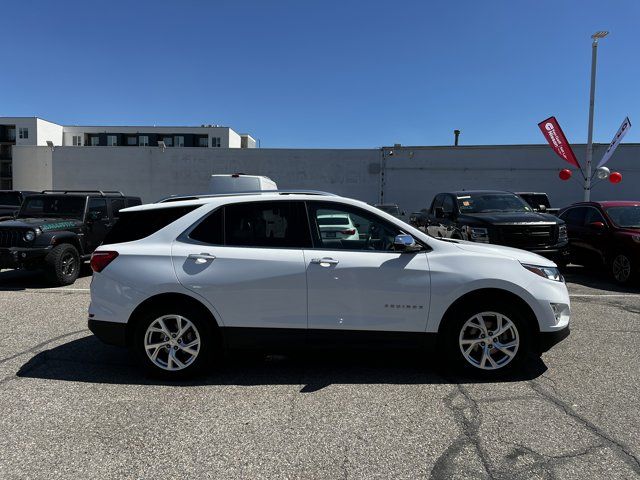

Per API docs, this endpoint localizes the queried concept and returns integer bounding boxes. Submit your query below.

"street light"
[584,30,609,201]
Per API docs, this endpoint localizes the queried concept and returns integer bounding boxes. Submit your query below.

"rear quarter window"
[102,205,198,245]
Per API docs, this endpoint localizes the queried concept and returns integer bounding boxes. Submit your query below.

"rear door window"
[110,198,126,219]
[189,208,224,245]
[103,206,198,245]
[223,201,311,248]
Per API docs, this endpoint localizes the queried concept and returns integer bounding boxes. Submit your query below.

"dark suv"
[0,190,141,285]
[0,190,37,220]
[410,190,569,263]
[559,201,640,284]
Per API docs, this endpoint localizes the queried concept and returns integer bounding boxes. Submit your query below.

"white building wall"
[35,118,64,146]
[11,143,640,211]
[227,129,242,148]
[11,146,53,190]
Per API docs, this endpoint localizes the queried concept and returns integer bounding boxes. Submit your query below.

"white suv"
[88,191,570,378]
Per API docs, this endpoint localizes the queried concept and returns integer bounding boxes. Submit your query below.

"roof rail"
[41,190,124,196]
[157,189,337,203]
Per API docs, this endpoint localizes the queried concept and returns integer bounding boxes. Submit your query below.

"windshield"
[18,195,86,219]
[0,192,21,206]
[457,193,532,213]
[605,206,640,228]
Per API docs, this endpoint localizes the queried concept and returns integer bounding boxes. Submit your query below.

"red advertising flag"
[538,116,581,168]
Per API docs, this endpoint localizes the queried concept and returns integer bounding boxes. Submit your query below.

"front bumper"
[88,318,128,347]
[537,325,570,353]
[529,243,571,262]
[0,246,52,269]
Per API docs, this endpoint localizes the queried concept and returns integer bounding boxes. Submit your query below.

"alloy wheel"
[612,254,631,283]
[458,311,519,370]
[144,315,201,371]
[61,252,77,277]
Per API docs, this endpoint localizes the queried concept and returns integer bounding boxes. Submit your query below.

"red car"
[559,201,640,284]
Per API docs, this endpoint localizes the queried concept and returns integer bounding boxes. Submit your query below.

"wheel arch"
[437,288,539,335]
[126,292,220,346]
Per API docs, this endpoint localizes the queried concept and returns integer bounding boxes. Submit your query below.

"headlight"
[558,224,568,240]
[23,230,36,242]
[465,226,489,243]
[558,224,568,242]
[521,263,564,282]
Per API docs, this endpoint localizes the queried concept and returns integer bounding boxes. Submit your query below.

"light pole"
[584,30,608,201]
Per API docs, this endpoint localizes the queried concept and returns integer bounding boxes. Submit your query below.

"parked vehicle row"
[0,190,141,285]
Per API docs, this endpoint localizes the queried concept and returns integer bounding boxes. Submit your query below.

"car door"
[304,201,431,336]
[440,194,458,238]
[172,200,311,334]
[581,207,609,264]
[560,207,588,263]
[426,195,444,237]
[85,197,111,252]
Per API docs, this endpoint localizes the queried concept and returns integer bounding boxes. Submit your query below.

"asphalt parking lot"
[0,266,638,479]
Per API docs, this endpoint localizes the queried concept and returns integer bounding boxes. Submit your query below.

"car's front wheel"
[134,306,216,378]
[443,302,532,376]
[44,243,80,286]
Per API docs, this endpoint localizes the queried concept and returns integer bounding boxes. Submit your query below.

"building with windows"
[0,116,256,189]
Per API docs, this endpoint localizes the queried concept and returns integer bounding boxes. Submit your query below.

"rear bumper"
[88,318,128,347]
[537,326,570,353]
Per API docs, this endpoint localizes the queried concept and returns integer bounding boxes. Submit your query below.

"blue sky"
[3,1,639,148]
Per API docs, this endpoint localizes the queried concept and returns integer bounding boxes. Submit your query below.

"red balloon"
[609,171,622,184]
[559,169,572,181]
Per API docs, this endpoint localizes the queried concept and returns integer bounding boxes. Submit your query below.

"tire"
[44,243,80,286]
[611,253,634,285]
[133,303,218,379]
[441,300,533,377]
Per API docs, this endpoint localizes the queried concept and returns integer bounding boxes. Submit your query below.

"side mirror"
[588,221,606,230]
[394,234,421,252]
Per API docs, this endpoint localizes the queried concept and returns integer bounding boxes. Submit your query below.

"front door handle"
[188,253,216,264]
[311,257,339,267]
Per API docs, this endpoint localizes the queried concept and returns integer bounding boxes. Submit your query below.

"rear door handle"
[188,253,216,264]
[311,257,339,266]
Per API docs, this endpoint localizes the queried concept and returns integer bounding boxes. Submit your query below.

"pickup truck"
[516,192,560,216]
[410,190,570,263]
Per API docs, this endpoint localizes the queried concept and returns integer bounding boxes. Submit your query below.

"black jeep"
[410,190,570,263]
[0,191,141,285]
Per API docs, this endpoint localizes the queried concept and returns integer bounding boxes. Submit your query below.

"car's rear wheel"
[611,253,634,284]
[442,302,532,376]
[44,243,80,286]
[134,305,216,378]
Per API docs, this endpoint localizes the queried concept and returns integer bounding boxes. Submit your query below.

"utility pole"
[584,31,609,201]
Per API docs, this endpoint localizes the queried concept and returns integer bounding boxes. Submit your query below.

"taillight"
[91,251,119,272]
[340,229,356,235]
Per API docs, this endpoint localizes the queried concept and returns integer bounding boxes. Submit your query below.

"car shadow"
[0,265,92,291]
[562,264,638,293]
[16,335,548,392]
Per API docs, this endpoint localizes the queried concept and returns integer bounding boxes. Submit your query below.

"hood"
[0,218,83,231]
[459,211,560,225]
[452,239,557,267]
